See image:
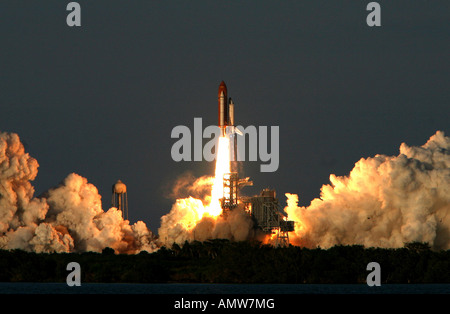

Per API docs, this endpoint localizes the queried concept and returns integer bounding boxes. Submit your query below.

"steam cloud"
[158,173,259,245]
[0,131,157,253]
[1,129,449,253]
[285,131,450,250]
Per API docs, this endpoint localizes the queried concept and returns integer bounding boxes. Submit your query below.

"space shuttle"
[218,81,242,137]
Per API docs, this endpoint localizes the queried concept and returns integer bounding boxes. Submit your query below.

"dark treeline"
[0,240,449,284]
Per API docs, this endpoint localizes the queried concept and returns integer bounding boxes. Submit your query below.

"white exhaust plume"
[0,131,157,253]
[285,131,450,250]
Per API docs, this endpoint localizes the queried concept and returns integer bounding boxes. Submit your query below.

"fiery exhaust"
[209,136,231,216]
[158,133,256,245]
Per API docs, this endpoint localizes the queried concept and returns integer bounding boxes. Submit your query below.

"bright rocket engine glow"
[210,136,231,216]
[158,133,258,245]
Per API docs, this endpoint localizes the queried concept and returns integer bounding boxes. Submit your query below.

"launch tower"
[244,189,295,247]
[217,81,295,246]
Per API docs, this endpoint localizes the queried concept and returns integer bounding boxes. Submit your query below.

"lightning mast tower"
[112,180,128,220]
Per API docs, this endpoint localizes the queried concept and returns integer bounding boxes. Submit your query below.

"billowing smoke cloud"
[285,131,450,250]
[0,131,157,253]
[164,171,214,202]
[3,128,448,253]
[158,174,259,245]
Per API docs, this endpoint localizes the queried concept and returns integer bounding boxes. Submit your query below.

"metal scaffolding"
[221,172,253,212]
[246,189,295,247]
[220,173,295,246]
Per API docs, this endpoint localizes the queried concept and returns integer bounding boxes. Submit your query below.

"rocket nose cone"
[218,81,227,95]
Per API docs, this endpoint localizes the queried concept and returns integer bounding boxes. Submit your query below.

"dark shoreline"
[1,240,449,284]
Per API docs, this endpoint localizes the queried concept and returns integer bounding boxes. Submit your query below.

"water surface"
[1,282,449,294]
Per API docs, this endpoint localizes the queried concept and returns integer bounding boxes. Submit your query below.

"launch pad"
[246,189,295,247]
[217,81,295,246]
[220,171,295,246]
[220,172,295,246]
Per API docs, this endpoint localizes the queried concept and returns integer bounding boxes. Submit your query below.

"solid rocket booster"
[229,97,237,163]
[229,98,234,126]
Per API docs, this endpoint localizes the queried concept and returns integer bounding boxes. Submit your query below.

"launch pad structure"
[217,81,295,246]
[221,172,295,247]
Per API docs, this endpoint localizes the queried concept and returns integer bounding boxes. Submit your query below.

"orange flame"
[205,135,231,217]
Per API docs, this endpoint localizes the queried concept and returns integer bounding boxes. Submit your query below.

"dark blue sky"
[0,1,448,232]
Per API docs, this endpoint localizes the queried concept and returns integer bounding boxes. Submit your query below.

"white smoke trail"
[0,131,157,253]
[285,131,450,250]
